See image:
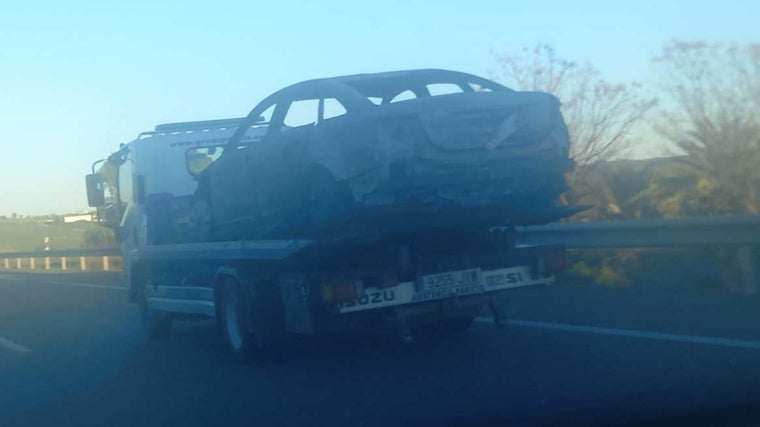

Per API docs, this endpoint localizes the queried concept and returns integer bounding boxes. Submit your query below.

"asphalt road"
[3,272,760,426]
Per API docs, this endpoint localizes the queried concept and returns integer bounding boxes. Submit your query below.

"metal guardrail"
[0,248,122,273]
[516,215,760,293]
[2,216,758,283]
[515,215,760,248]
[0,247,121,258]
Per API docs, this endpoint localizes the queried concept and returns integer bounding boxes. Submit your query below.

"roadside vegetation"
[494,41,759,289]
[0,217,114,252]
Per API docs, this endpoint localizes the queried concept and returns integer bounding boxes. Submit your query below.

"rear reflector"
[321,284,335,303]
[336,283,357,301]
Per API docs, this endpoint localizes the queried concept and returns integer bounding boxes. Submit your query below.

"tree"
[492,44,655,165]
[652,41,760,215]
[491,45,655,220]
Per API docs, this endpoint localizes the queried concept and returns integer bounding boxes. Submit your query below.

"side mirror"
[254,116,266,124]
[85,174,105,207]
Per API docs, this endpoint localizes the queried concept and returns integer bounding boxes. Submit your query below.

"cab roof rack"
[154,117,247,133]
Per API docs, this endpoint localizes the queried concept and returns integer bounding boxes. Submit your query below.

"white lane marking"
[0,275,125,291]
[474,317,760,350]
[0,336,32,353]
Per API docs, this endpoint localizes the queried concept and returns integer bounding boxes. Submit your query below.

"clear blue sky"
[1,0,758,215]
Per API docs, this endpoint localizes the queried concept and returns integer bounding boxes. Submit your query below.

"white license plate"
[419,268,482,292]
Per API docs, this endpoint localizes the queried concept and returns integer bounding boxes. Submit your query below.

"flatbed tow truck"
[86,117,566,363]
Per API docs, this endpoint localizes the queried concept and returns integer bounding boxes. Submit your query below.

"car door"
[243,97,319,236]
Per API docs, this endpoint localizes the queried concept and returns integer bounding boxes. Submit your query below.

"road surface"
[2,272,760,426]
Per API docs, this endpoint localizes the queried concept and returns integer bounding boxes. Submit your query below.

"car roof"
[284,68,510,100]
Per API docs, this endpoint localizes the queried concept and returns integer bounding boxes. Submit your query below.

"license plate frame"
[418,268,482,293]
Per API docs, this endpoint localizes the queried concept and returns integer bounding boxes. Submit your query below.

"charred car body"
[199,69,576,241]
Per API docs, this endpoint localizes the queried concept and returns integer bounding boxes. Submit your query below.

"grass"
[0,219,108,252]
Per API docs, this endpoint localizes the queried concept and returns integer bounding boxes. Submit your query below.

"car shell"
[202,69,575,240]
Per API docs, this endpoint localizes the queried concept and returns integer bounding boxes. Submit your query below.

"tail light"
[321,280,365,303]
[321,284,335,302]
[321,273,398,303]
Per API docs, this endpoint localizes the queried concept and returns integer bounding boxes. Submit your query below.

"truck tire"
[137,286,172,340]
[219,278,279,364]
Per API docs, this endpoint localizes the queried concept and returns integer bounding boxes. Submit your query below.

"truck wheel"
[138,287,172,340]
[220,280,277,364]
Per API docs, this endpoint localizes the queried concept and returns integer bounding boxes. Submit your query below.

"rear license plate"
[419,268,482,292]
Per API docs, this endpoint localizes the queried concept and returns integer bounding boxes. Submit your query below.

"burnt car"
[198,69,577,241]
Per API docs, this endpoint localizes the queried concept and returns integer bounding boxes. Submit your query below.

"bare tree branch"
[492,44,655,165]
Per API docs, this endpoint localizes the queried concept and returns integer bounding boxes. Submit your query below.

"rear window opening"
[427,83,464,96]
[322,98,347,120]
[341,72,507,105]
[469,82,493,92]
[390,90,417,103]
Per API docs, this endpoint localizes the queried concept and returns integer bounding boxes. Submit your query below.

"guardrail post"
[102,256,110,271]
[61,256,67,271]
[738,246,758,294]
[80,256,86,271]
[16,258,21,269]
[29,257,35,270]
[45,257,50,270]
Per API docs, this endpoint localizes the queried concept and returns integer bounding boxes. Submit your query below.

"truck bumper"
[334,265,551,314]
[290,266,552,336]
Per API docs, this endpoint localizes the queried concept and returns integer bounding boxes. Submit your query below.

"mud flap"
[393,306,414,344]
[489,293,509,326]
[279,276,315,334]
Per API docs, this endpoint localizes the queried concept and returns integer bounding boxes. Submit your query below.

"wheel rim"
[225,294,244,350]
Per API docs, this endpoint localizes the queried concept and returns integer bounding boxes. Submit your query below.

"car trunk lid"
[413,91,566,152]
